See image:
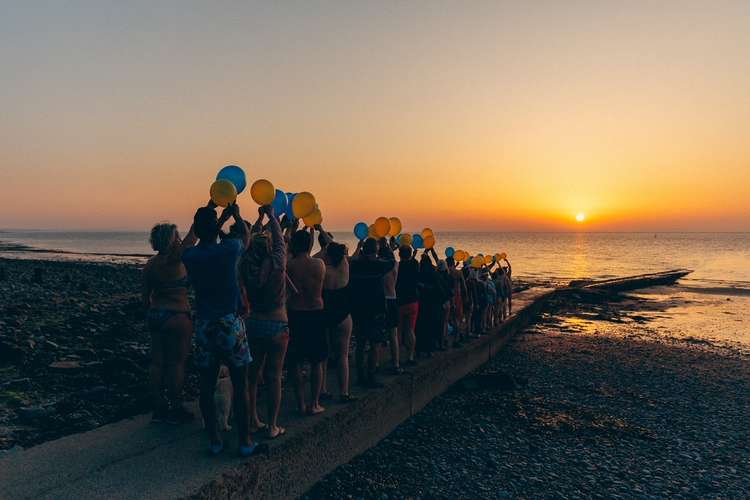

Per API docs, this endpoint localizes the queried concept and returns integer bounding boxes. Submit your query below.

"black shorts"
[385,298,399,329]
[352,313,387,344]
[287,309,328,365]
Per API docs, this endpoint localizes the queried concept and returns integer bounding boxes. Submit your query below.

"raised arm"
[181,224,197,250]
[229,203,250,249]
[251,207,264,234]
[263,206,286,269]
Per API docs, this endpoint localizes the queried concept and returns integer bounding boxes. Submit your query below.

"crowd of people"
[142,200,513,457]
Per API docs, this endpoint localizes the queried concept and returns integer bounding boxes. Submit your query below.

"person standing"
[182,201,263,457]
[143,221,196,424]
[240,205,289,439]
[379,241,401,374]
[286,228,328,415]
[320,239,356,402]
[395,245,420,366]
[349,238,396,387]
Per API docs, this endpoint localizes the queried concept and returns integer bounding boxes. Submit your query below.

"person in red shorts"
[395,245,420,366]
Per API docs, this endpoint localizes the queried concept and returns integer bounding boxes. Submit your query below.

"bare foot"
[250,420,267,433]
[308,404,325,415]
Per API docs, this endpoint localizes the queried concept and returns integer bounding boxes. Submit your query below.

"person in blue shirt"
[182,200,266,457]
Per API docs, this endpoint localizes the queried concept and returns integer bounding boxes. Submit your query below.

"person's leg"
[227,363,251,447]
[336,315,353,396]
[149,329,167,417]
[310,361,325,413]
[368,341,380,382]
[247,339,267,430]
[388,326,400,369]
[266,331,289,434]
[291,361,306,414]
[354,322,367,385]
[162,314,192,410]
[199,361,223,447]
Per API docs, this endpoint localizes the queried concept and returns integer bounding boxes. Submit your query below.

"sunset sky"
[2,1,749,232]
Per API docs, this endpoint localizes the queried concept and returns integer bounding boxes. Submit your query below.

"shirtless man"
[286,228,327,415]
[379,241,401,374]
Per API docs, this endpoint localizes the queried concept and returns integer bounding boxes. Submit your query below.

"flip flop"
[239,442,269,458]
[268,426,286,439]
[250,422,267,433]
[208,441,224,456]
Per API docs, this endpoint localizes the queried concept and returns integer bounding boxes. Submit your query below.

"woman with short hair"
[143,221,196,424]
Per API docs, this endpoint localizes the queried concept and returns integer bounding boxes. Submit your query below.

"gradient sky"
[2,1,749,231]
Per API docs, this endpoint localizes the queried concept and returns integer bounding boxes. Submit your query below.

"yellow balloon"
[500,252,507,260]
[494,253,502,262]
[250,179,275,205]
[388,217,402,236]
[292,192,316,218]
[471,256,484,269]
[423,235,435,249]
[303,207,322,227]
[374,217,391,238]
[484,254,494,265]
[421,228,434,239]
[455,250,466,261]
[210,179,237,208]
[399,233,413,247]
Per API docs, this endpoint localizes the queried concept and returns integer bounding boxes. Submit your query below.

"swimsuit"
[147,309,189,332]
[194,313,251,369]
[322,287,351,327]
[287,309,328,365]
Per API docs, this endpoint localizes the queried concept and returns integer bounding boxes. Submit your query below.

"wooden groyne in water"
[0,271,690,500]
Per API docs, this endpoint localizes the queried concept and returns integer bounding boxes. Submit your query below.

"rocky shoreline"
[305,290,750,498]
[0,258,199,452]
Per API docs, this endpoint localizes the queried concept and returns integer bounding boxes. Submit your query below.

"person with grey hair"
[143,218,197,424]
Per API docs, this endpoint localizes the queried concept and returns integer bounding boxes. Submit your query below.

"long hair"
[241,232,272,298]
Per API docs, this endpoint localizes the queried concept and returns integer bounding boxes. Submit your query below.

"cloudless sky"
[1,0,749,231]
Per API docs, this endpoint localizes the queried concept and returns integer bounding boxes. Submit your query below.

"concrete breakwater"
[0,287,564,499]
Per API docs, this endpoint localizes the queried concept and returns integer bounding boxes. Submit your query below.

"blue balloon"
[445,246,455,258]
[285,193,296,219]
[413,234,424,249]
[216,165,246,194]
[271,189,287,216]
[353,222,369,240]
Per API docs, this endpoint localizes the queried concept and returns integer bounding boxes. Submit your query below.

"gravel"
[304,291,750,499]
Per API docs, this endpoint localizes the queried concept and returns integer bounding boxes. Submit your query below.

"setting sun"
[576,213,586,223]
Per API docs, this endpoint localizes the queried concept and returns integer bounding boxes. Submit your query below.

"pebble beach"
[305,289,750,498]
[0,258,199,451]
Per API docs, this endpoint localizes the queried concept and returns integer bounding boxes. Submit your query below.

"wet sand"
[305,289,750,498]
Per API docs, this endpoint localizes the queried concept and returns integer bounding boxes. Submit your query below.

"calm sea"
[1,230,748,290]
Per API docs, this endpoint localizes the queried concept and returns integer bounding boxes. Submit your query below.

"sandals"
[238,442,269,458]
[268,426,286,439]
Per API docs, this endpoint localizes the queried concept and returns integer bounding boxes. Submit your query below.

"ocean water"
[1,230,748,290]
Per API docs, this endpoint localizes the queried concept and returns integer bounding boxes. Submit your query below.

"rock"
[0,341,25,364]
[48,360,81,371]
[18,405,54,422]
